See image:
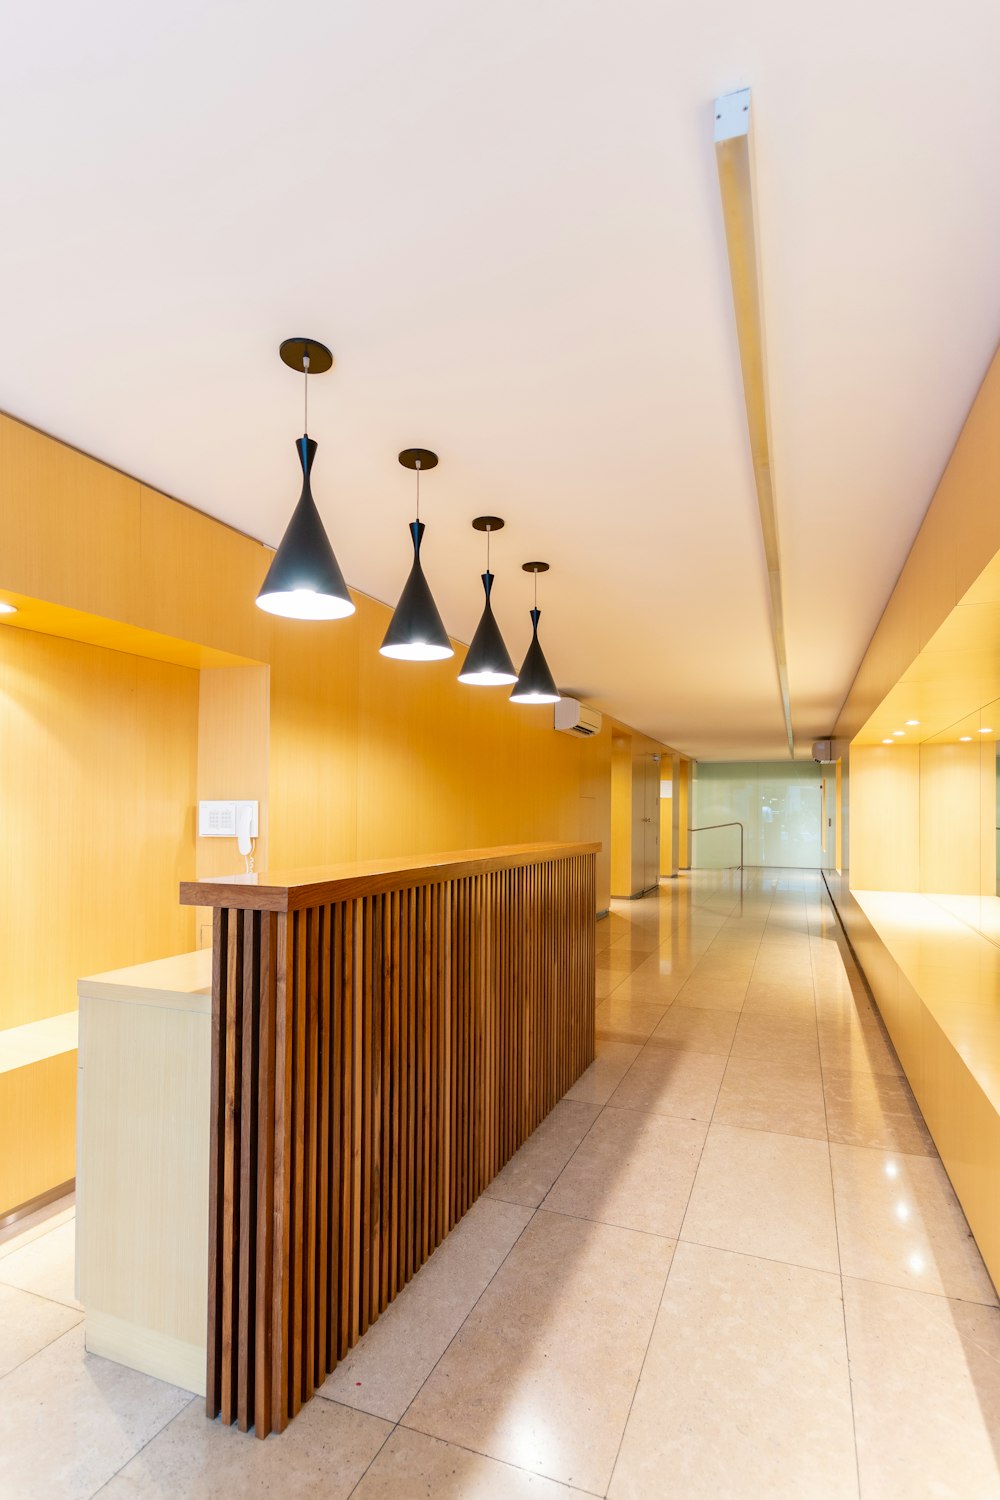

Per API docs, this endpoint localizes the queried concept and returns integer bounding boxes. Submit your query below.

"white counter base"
[77,949,211,1396]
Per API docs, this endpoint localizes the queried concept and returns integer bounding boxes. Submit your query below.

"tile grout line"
[0,1313,84,1388]
[675,869,774,1247]
[604,868,772,1497]
[811,873,863,1500]
[87,1395,199,1498]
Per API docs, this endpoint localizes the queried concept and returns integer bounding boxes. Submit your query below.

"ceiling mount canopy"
[458,516,517,686]
[379,449,454,662]
[510,562,561,705]
[256,337,355,621]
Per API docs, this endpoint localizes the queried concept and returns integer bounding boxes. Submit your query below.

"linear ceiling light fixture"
[510,562,561,705]
[256,338,355,621]
[458,517,517,686]
[380,449,453,662]
[715,88,794,759]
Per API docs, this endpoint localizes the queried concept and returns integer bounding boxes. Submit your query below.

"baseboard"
[0,1178,75,1232]
[85,1309,205,1397]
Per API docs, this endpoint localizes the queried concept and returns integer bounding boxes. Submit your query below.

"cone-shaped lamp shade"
[257,437,355,620]
[458,573,517,685]
[380,521,454,661]
[510,608,561,704]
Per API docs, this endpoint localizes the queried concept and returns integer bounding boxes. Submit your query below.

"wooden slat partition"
[181,842,597,1438]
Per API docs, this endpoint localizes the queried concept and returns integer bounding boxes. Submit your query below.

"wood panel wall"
[205,852,595,1437]
[0,627,199,1032]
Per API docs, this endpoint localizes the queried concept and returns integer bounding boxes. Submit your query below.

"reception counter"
[179,841,598,1437]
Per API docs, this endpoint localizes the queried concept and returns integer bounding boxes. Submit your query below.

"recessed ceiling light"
[979,727,993,734]
[905,719,920,726]
[960,735,972,742]
[882,738,894,745]
[892,730,905,736]
[0,601,17,616]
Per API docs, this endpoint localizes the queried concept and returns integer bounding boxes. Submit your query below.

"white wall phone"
[236,802,254,858]
[198,800,259,871]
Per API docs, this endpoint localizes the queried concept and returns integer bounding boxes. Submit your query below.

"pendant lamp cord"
[303,350,310,435]
[534,566,538,608]
[486,524,491,571]
[415,459,421,522]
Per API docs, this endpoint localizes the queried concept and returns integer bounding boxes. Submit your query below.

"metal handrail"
[689,821,745,872]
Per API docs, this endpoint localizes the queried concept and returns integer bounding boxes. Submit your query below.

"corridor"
[1,869,998,1498]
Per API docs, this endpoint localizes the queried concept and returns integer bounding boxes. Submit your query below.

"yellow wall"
[847,744,919,891]
[610,733,633,898]
[918,741,994,895]
[677,760,691,868]
[0,626,199,1030]
[659,756,675,878]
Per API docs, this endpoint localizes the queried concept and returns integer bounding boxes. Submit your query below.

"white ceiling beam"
[714,87,795,759]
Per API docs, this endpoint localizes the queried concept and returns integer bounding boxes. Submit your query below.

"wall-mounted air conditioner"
[554,699,603,738]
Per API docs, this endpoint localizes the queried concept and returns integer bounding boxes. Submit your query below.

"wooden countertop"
[180,841,602,912]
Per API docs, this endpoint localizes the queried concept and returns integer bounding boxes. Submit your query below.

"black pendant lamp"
[458,517,517,686]
[380,449,454,661]
[510,562,561,705]
[256,338,355,621]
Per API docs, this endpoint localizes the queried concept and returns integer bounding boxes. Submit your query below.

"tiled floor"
[2,869,1000,1498]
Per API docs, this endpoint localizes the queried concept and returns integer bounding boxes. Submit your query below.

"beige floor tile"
[607,1044,726,1122]
[729,1011,819,1069]
[830,1144,998,1304]
[609,1242,857,1500]
[594,996,670,1043]
[564,1039,642,1106]
[649,1006,739,1056]
[101,1390,391,1498]
[673,976,748,1013]
[823,1068,935,1155]
[844,1277,1000,1500]
[0,1283,82,1380]
[0,1220,81,1310]
[682,1123,839,1272]
[604,971,688,1005]
[403,1210,674,1493]
[0,1325,191,1499]
[595,954,643,978]
[484,1101,600,1208]
[741,978,816,1016]
[817,1018,903,1077]
[608,935,666,957]
[689,956,757,982]
[354,1427,580,1499]
[714,1055,827,1140]
[543,1107,706,1238]
[629,952,701,982]
[319,1197,532,1420]
[753,959,815,986]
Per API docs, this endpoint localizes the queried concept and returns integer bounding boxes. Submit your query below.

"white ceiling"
[2,1,999,760]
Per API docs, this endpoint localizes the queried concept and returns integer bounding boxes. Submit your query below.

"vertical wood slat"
[205,852,596,1439]
[205,908,227,1420]
[254,913,276,1436]
[237,912,260,1432]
